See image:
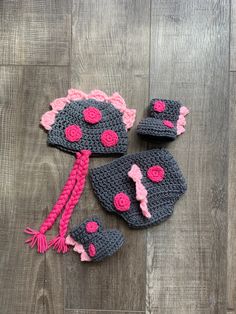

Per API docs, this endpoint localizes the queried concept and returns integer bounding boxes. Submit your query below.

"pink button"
[88,243,96,257]
[86,221,99,233]
[65,125,82,142]
[154,100,166,112]
[83,107,102,124]
[147,165,165,183]
[113,192,131,212]
[101,130,119,147]
[163,120,174,128]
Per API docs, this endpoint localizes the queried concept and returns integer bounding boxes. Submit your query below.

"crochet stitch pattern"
[66,217,124,262]
[137,99,189,140]
[90,149,187,229]
[24,89,136,254]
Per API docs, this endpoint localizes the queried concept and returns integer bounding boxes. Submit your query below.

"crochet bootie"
[137,99,189,140]
[90,149,187,229]
[66,217,124,262]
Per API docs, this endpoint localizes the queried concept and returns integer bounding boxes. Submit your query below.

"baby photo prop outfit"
[24,89,136,255]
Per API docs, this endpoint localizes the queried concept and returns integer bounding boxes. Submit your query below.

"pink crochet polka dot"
[101,130,119,147]
[86,221,99,233]
[154,100,166,112]
[83,107,102,124]
[163,120,174,128]
[65,125,82,142]
[147,165,165,183]
[88,243,96,257]
[113,192,131,212]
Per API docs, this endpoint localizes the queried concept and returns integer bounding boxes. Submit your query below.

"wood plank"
[231,0,236,71]
[66,0,150,311]
[0,0,71,65]
[147,1,229,313]
[66,310,144,314]
[227,72,236,314]
[0,66,69,314]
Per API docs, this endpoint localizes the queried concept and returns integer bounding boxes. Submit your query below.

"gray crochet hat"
[137,99,189,140]
[66,217,124,262]
[90,149,187,229]
[40,89,136,155]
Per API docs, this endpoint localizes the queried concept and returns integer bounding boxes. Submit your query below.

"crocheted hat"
[90,149,187,228]
[65,217,124,262]
[137,99,189,140]
[24,89,136,254]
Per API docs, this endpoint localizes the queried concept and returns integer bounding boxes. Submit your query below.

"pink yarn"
[128,164,151,219]
[177,106,189,135]
[101,130,119,147]
[123,108,137,130]
[88,243,96,257]
[65,125,83,142]
[50,97,69,111]
[67,89,88,101]
[113,192,131,212]
[147,165,165,183]
[180,106,189,116]
[154,100,166,112]
[49,150,91,253]
[163,120,174,128]
[86,221,99,233]
[88,90,108,101]
[108,92,126,110]
[83,107,102,124]
[66,238,91,261]
[40,111,56,130]
[24,153,81,253]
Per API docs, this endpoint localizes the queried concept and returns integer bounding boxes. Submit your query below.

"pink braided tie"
[24,152,81,253]
[48,150,91,253]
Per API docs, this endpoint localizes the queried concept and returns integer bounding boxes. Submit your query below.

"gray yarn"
[70,217,124,262]
[137,99,182,140]
[48,99,128,155]
[90,149,187,229]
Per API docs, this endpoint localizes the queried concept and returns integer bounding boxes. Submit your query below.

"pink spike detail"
[40,110,56,130]
[67,89,88,101]
[128,164,151,219]
[50,97,70,111]
[177,106,189,136]
[88,90,108,101]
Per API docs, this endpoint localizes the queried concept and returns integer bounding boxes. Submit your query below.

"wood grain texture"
[147,0,229,313]
[66,310,144,314]
[0,0,71,65]
[231,0,236,71]
[65,0,150,311]
[0,66,69,314]
[227,73,236,314]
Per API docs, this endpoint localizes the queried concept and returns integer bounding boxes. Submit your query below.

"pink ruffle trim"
[177,106,190,135]
[65,235,92,262]
[40,89,136,131]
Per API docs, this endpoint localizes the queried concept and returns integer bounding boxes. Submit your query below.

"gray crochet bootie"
[137,99,189,140]
[90,149,187,229]
[66,217,124,262]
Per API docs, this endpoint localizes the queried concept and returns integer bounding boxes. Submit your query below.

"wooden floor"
[0,0,235,313]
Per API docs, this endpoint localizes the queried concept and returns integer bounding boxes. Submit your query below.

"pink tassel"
[24,228,48,253]
[48,235,68,254]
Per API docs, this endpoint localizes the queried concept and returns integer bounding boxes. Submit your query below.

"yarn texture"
[90,149,187,229]
[68,217,124,262]
[137,99,189,140]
